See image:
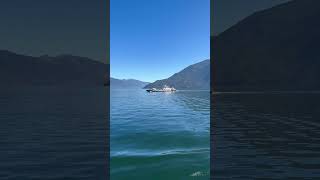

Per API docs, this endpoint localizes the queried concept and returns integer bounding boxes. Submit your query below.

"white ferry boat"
[146,85,176,92]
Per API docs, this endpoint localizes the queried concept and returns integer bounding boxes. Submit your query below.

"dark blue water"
[212,92,320,179]
[0,87,108,180]
[111,89,210,180]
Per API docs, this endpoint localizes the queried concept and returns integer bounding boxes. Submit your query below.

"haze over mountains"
[0,50,109,87]
[110,78,149,89]
[0,49,209,89]
[213,0,320,91]
[145,59,210,90]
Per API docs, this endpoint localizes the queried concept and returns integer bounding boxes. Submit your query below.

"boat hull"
[146,89,176,92]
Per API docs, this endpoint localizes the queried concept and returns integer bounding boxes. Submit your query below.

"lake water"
[111,89,210,180]
[0,87,109,180]
[2,88,317,179]
[212,92,320,179]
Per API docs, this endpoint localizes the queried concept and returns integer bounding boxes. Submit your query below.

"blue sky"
[0,0,107,62]
[111,0,210,82]
[213,0,290,35]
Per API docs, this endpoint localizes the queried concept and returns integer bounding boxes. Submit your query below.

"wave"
[111,147,209,158]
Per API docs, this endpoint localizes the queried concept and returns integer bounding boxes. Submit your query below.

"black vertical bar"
[106,0,110,179]
[210,0,214,179]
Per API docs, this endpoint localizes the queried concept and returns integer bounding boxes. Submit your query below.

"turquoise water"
[111,89,210,180]
[0,87,108,179]
[212,92,320,179]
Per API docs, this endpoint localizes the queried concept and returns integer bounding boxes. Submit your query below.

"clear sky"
[111,0,210,82]
[0,0,107,63]
[212,0,291,35]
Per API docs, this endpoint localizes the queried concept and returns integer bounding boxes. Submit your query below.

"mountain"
[110,78,149,89]
[145,59,210,90]
[213,0,320,91]
[0,50,109,87]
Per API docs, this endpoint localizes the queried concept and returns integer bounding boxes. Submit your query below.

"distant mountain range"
[0,50,109,87]
[213,0,320,91]
[145,59,210,90]
[0,49,210,89]
[110,78,149,89]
